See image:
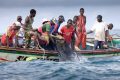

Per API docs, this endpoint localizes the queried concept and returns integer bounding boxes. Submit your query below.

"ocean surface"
[0,55,120,80]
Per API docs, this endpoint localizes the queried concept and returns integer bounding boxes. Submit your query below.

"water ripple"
[0,56,120,80]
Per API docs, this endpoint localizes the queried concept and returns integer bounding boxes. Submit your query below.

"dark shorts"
[94,40,104,50]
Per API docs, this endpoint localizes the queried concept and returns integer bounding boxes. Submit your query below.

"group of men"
[0,8,113,51]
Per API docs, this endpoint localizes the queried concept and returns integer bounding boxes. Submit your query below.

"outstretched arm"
[87,30,93,34]
[24,17,29,27]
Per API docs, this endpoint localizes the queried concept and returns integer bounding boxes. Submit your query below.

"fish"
[55,38,80,61]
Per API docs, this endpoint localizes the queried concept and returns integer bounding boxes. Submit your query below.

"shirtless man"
[24,9,36,48]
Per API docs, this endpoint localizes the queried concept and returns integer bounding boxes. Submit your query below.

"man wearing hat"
[37,18,51,49]
[38,18,60,50]
[87,15,108,50]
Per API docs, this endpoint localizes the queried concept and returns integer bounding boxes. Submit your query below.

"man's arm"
[6,36,9,48]
[52,24,58,34]
[87,30,93,34]
[24,17,29,30]
[105,30,109,42]
[45,24,51,44]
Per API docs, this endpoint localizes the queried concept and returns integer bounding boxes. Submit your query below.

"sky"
[0,0,120,34]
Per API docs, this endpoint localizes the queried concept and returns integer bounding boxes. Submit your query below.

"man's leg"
[99,41,103,49]
[94,40,99,50]
[25,31,32,48]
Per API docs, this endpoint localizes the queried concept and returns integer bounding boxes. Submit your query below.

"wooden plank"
[0,46,120,55]
[0,46,58,55]
[87,38,120,39]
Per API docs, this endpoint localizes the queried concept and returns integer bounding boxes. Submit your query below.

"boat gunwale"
[0,46,120,55]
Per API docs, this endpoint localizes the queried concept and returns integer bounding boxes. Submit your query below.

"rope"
[36,39,46,60]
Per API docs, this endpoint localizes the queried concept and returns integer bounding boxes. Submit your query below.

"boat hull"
[0,47,120,62]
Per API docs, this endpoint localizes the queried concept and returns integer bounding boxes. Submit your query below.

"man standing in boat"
[72,16,78,50]
[74,8,86,51]
[106,23,113,40]
[60,19,74,48]
[87,15,108,50]
[24,9,36,48]
[103,23,113,48]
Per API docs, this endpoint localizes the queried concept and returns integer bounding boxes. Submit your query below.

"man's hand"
[107,35,113,41]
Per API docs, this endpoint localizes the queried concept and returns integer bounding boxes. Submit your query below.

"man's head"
[30,9,36,17]
[12,22,21,31]
[50,18,57,25]
[108,23,113,30]
[67,19,73,27]
[79,8,84,15]
[58,15,65,24]
[97,15,102,22]
[17,16,22,22]
[73,16,78,23]
[42,18,49,24]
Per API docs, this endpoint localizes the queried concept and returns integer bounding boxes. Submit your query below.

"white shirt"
[58,22,66,33]
[91,21,108,41]
[18,28,24,37]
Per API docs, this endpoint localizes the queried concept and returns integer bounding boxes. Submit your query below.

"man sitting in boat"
[1,22,21,47]
[87,15,108,50]
[13,16,25,48]
[60,19,74,48]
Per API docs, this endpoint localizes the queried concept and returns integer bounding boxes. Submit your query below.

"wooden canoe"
[0,46,120,62]
[0,37,120,62]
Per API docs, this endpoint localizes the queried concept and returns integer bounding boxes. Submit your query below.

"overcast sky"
[0,0,120,34]
[0,0,120,7]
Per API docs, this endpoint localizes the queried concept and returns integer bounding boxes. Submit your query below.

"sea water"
[0,56,120,80]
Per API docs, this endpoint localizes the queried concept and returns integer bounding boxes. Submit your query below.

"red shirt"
[77,15,86,33]
[1,26,18,46]
[60,25,74,44]
[38,27,43,33]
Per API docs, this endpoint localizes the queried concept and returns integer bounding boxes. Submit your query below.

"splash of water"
[55,39,88,63]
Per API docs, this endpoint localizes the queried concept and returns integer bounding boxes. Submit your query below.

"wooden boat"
[0,37,120,62]
[0,46,120,62]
